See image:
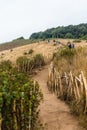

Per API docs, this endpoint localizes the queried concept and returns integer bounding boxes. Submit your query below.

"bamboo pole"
[69,72,73,96]
[75,75,84,97]
[13,100,18,130]
[73,85,78,100]
[59,74,63,96]
[0,116,1,130]
[56,76,59,96]
[64,72,68,85]
[75,78,81,100]
[81,71,87,113]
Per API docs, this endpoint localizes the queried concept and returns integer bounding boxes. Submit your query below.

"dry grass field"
[0,41,56,63]
[0,39,87,63]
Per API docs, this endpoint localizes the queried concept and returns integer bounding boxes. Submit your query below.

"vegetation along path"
[33,65,84,130]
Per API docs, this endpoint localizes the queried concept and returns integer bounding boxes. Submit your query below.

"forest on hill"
[30,23,87,40]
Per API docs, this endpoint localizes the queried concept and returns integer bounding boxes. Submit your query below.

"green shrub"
[10,49,13,52]
[81,34,87,40]
[28,49,34,54]
[0,71,43,130]
[16,54,45,73]
[33,54,45,68]
[23,52,28,55]
[0,60,43,130]
[54,47,77,60]
[0,60,12,71]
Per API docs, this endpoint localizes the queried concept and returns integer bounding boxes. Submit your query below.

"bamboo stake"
[75,75,84,97]
[64,72,68,85]
[56,77,59,96]
[81,71,87,113]
[0,116,1,130]
[73,85,78,100]
[29,90,32,130]
[54,78,57,93]
[75,78,81,100]
[13,100,18,130]
[69,72,73,96]
[59,74,63,96]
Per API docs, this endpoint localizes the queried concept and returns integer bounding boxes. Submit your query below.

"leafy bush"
[65,33,74,39]
[16,54,45,73]
[59,47,76,57]
[0,60,43,130]
[23,52,28,55]
[28,49,34,54]
[0,60,12,71]
[81,34,87,40]
[33,54,45,68]
[10,49,13,52]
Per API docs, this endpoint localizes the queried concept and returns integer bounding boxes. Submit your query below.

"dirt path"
[33,65,84,130]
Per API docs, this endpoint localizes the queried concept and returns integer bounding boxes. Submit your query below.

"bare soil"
[33,65,84,130]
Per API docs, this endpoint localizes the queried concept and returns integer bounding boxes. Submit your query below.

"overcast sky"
[0,0,87,43]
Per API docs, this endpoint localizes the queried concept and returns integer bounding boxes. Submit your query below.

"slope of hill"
[0,41,57,63]
[0,39,39,52]
[0,39,87,63]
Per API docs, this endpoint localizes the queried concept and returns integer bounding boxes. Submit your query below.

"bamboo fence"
[47,62,87,113]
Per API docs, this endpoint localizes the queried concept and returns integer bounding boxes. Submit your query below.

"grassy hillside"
[0,39,40,52]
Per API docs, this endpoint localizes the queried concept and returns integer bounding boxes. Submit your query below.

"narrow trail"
[33,65,84,130]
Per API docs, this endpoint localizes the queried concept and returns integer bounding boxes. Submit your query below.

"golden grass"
[54,46,87,75]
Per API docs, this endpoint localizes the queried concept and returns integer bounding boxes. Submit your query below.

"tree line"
[29,23,87,40]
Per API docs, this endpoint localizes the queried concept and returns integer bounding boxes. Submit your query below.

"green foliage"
[23,52,28,55]
[16,54,45,73]
[28,49,34,54]
[33,54,45,68]
[13,36,25,41]
[30,23,87,40]
[23,49,34,55]
[0,61,43,130]
[81,34,87,40]
[65,33,73,39]
[0,60,12,71]
[54,47,77,59]
[16,56,34,73]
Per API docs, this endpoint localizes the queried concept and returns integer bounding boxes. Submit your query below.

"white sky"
[0,0,87,43]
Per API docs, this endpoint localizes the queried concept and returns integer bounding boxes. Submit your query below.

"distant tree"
[17,36,24,40]
[65,33,74,39]
[81,35,87,40]
[29,23,87,40]
[13,36,24,41]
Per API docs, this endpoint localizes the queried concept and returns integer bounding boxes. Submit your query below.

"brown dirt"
[33,65,84,130]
